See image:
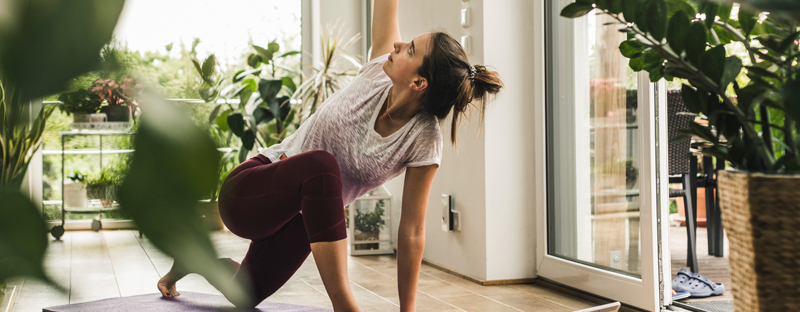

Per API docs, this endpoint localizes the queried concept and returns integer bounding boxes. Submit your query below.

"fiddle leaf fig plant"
[194,40,299,163]
[562,0,800,173]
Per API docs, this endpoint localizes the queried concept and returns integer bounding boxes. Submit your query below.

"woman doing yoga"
[157,1,502,311]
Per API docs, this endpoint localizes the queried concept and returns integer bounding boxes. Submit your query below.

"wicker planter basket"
[718,170,800,311]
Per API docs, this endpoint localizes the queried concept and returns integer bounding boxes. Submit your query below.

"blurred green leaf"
[118,94,254,308]
[649,66,664,82]
[720,56,743,89]
[646,0,668,41]
[227,112,245,137]
[192,59,204,77]
[253,106,275,125]
[241,129,255,150]
[0,188,55,287]
[258,79,282,102]
[0,0,125,100]
[234,68,263,82]
[717,3,732,23]
[745,65,780,80]
[700,2,719,29]
[629,54,645,71]
[622,0,636,22]
[277,51,301,58]
[239,88,253,108]
[216,110,231,132]
[201,54,216,81]
[281,76,297,93]
[700,45,726,87]
[619,41,644,58]
[685,21,708,65]
[247,54,262,68]
[690,121,718,143]
[664,0,697,18]
[253,45,273,63]
[268,42,280,53]
[739,9,757,37]
[560,2,595,18]
[643,49,663,71]
[667,11,691,55]
[681,84,703,114]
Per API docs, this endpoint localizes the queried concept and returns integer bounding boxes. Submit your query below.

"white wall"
[314,0,538,281]
[482,0,537,280]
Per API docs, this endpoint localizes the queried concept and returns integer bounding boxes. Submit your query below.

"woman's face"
[383,32,432,92]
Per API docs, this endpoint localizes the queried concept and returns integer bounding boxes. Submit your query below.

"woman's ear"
[410,77,428,92]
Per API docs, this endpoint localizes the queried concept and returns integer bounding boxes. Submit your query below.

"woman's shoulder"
[412,112,443,144]
[356,53,391,80]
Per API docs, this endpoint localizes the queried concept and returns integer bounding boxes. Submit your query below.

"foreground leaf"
[117,93,253,307]
[0,188,57,288]
[0,0,125,100]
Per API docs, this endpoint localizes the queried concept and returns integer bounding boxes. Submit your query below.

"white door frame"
[531,1,671,310]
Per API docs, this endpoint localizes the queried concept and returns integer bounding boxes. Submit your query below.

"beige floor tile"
[506,284,598,310]
[68,231,120,303]
[103,230,162,296]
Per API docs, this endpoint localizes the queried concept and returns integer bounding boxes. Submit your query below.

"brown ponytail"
[417,31,504,146]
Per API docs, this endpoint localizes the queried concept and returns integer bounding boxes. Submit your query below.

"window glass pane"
[547,4,642,276]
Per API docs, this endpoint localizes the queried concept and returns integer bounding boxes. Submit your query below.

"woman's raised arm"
[370,0,401,61]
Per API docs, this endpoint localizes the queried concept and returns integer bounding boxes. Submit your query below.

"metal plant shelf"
[51,130,136,240]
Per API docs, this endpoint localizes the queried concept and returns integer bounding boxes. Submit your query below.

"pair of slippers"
[671,268,725,299]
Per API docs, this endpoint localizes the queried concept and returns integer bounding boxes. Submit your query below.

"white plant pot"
[72,113,92,123]
[64,182,88,208]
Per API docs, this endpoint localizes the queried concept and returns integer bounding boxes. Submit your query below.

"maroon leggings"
[217,150,347,304]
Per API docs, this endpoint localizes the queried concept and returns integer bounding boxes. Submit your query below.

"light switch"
[460,35,471,55]
[461,8,470,28]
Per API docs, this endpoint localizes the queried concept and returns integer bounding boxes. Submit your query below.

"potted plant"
[354,199,387,250]
[562,1,800,310]
[292,23,362,125]
[57,89,105,123]
[198,149,237,231]
[195,39,301,163]
[63,171,88,208]
[86,172,119,208]
[90,78,142,122]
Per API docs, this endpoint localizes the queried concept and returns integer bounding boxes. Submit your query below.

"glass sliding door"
[535,1,669,310]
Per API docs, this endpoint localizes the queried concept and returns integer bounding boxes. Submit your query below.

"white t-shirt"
[259,53,443,206]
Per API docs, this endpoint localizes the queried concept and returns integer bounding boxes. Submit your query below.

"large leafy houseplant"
[561,0,800,172]
[194,41,299,163]
[562,0,800,310]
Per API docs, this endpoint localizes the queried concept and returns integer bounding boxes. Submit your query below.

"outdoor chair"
[667,89,701,273]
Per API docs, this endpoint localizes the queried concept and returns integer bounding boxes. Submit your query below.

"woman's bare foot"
[157,263,188,298]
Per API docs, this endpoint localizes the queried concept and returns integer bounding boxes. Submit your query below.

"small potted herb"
[63,171,89,208]
[57,89,104,123]
[86,172,120,208]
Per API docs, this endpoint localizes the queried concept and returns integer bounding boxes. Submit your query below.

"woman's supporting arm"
[397,164,437,312]
[370,0,401,61]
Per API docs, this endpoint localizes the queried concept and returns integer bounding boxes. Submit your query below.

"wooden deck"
[2,230,602,312]
[669,225,732,303]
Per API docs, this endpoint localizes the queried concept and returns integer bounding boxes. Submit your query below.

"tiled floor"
[4,230,600,312]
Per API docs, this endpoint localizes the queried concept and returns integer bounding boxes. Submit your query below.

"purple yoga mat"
[43,291,332,312]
